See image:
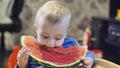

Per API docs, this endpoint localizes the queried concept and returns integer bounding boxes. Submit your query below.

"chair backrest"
[82,28,91,49]
[7,46,21,68]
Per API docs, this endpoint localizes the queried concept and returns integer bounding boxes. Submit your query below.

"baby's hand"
[17,47,30,68]
[79,57,93,68]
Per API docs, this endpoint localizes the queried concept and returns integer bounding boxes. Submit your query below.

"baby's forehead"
[36,15,70,25]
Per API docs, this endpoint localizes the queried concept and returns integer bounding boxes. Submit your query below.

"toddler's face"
[36,18,70,47]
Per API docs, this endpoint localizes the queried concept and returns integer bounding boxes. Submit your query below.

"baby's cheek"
[55,40,64,47]
[38,40,46,45]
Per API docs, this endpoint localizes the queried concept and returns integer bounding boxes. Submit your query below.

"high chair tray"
[95,58,120,68]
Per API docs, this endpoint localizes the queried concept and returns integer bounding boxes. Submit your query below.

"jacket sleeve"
[86,50,95,60]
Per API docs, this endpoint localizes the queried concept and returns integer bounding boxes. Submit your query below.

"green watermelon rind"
[30,56,83,68]
[21,36,87,68]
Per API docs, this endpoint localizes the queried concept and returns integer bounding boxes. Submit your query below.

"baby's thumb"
[80,57,85,60]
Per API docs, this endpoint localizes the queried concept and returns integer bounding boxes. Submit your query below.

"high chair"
[82,28,104,58]
[81,28,120,68]
[95,58,120,68]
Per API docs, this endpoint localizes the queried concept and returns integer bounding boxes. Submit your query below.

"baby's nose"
[47,39,55,47]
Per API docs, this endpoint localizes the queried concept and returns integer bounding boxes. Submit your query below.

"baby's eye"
[55,38,62,40]
[42,36,49,39]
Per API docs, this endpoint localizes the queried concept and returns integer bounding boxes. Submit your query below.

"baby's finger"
[22,48,30,57]
[23,51,30,60]
[25,48,30,55]
[18,47,29,57]
[83,65,91,68]
[24,47,30,54]
[23,47,30,55]
[17,47,26,58]
[81,57,90,60]
[80,57,86,61]
[20,49,27,56]
[84,60,91,65]
[18,47,27,54]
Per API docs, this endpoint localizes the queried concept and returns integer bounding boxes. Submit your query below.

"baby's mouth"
[41,44,60,48]
[41,44,54,47]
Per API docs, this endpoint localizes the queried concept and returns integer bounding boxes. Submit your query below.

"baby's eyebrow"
[41,32,49,35]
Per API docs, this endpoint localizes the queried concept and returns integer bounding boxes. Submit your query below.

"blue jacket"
[16,37,95,68]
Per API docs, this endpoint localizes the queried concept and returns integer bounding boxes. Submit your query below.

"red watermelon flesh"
[21,36,87,66]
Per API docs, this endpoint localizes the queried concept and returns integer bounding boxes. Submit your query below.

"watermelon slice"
[21,36,87,68]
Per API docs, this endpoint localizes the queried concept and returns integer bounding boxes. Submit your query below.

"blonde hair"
[35,1,71,24]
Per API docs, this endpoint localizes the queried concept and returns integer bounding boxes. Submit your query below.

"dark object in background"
[108,22,120,42]
[0,0,24,32]
[91,17,120,65]
[0,0,24,67]
[109,0,120,19]
[108,0,120,42]
[90,17,108,49]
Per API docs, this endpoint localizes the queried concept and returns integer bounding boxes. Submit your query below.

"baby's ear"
[34,24,38,31]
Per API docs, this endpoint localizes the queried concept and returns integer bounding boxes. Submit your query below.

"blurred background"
[0,0,120,68]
